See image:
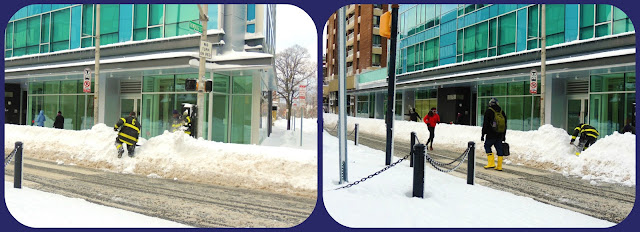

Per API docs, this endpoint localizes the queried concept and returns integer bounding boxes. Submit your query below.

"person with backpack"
[481,98,507,171]
[570,123,599,156]
[423,107,440,151]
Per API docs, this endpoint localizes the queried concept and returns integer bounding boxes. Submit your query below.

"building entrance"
[567,95,589,133]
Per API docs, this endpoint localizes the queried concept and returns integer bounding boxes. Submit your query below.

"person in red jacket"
[423,107,441,151]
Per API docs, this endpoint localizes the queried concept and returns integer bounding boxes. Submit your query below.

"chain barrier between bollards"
[332,153,411,191]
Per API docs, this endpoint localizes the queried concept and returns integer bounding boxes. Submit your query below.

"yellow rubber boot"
[484,153,496,169]
[495,156,503,171]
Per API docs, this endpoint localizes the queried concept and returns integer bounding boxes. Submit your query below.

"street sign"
[530,69,538,94]
[83,68,91,93]
[299,85,307,100]
[199,41,212,59]
[189,21,203,33]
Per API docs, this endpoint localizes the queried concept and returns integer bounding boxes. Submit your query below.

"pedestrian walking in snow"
[35,110,46,127]
[405,107,421,122]
[423,107,440,151]
[481,98,507,171]
[171,110,183,132]
[570,123,599,156]
[54,111,64,129]
[114,111,141,158]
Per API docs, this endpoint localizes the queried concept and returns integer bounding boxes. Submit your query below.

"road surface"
[5,157,316,228]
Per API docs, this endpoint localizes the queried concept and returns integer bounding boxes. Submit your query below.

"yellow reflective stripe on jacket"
[571,136,577,140]
[186,117,191,123]
[115,118,126,129]
[586,133,598,139]
[118,138,133,145]
[185,131,191,135]
[583,129,599,136]
[124,123,140,134]
[118,132,138,142]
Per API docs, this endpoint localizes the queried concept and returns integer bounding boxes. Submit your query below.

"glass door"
[567,95,588,133]
[120,95,141,118]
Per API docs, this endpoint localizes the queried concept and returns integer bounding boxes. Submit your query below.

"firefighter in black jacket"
[570,123,599,156]
[114,111,141,158]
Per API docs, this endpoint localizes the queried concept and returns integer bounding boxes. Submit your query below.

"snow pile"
[261,118,318,150]
[322,131,615,228]
[4,182,189,228]
[4,124,317,197]
[323,113,636,186]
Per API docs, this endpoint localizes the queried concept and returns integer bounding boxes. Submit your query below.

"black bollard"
[14,142,23,189]
[413,143,425,198]
[354,124,359,145]
[410,132,416,167]
[467,141,475,185]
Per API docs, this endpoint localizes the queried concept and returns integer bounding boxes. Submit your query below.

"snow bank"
[323,113,636,186]
[4,124,317,197]
[4,182,189,228]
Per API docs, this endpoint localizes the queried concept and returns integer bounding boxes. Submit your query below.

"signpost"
[530,69,538,94]
[299,85,307,147]
[83,68,91,130]
[189,21,203,33]
[199,41,212,59]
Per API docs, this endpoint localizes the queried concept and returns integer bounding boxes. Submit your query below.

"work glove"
[114,128,118,132]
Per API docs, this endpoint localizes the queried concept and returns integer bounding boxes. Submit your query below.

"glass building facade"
[6,4,277,145]
[396,4,633,74]
[351,4,634,137]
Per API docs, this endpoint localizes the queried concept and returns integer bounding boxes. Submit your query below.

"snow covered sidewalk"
[323,113,635,186]
[4,122,317,197]
[4,182,189,228]
[322,131,615,228]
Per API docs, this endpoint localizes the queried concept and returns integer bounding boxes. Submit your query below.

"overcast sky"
[276,4,318,63]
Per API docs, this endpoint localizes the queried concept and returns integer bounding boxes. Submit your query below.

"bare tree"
[275,45,316,130]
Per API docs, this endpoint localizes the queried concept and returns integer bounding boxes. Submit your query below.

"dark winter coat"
[482,105,507,140]
[405,111,421,122]
[114,116,141,146]
[35,110,46,127]
[571,123,599,143]
[54,114,64,129]
[622,124,635,134]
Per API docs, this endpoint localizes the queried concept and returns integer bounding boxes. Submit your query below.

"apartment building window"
[372,35,381,47]
[372,54,381,66]
[373,16,380,27]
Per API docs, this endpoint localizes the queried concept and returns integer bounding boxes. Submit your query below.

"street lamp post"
[197,4,209,138]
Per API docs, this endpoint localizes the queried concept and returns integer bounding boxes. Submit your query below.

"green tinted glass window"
[27,16,41,46]
[625,72,635,91]
[489,19,496,47]
[148,27,163,39]
[580,4,595,28]
[231,95,252,144]
[546,5,565,35]
[29,82,44,94]
[82,4,93,36]
[6,22,13,49]
[14,20,26,48]
[498,12,516,46]
[492,83,508,96]
[595,4,611,23]
[528,5,538,38]
[613,6,627,20]
[44,81,61,94]
[613,19,634,34]
[61,80,79,94]
[456,30,463,55]
[134,4,148,29]
[476,22,488,51]
[464,26,475,54]
[51,8,70,42]
[508,81,525,95]
[133,29,147,41]
[143,75,175,92]
[149,4,163,26]
[232,75,253,94]
[213,73,230,93]
[41,14,50,43]
[595,23,611,37]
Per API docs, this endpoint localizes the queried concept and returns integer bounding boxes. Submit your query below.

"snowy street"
[3,119,318,227]
[323,114,634,226]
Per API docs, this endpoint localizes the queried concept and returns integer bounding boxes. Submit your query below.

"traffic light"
[185,79,197,91]
[205,80,212,92]
[380,11,392,38]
